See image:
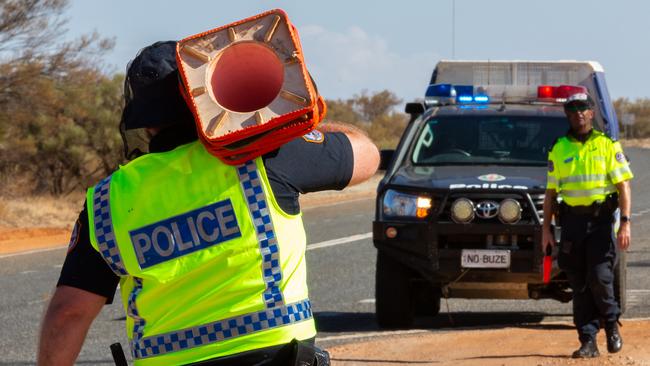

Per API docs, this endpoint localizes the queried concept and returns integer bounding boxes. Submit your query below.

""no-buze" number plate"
[461,249,511,269]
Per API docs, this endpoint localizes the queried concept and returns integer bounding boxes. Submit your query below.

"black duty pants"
[558,209,619,343]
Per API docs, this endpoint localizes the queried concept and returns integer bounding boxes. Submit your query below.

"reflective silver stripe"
[558,174,607,185]
[609,166,632,181]
[561,185,616,198]
[132,299,313,359]
[92,175,127,276]
[237,160,284,309]
[546,176,558,186]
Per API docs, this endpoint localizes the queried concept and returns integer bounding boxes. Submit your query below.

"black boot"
[572,339,600,358]
[605,322,623,353]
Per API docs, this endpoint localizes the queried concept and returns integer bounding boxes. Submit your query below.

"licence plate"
[461,249,511,269]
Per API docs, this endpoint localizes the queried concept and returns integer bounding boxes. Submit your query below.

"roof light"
[425,83,456,106]
[457,95,473,103]
[454,85,473,96]
[536,84,588,102]
[474,95,490,103]
[537,85,556,99]
[426,83,455,98]
[555,85,588,99]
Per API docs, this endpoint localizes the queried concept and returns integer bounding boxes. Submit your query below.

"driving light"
[451,198,475,223]
[498,198,522,224]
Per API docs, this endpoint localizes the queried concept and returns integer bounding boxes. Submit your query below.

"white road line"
[629,289,650,293]
[0,245,67,259]
[19,270,38,275]
[358,298,376,304]
[307,232,372,251]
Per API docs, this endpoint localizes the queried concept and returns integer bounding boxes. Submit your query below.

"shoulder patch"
[615,151,626,163]
[548,160,554,172]
[302,130,324,144]
[67,219,81,253]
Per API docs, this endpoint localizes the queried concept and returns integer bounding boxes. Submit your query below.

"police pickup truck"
[374,60,626,328]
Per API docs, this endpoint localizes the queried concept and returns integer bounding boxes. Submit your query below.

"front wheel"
[375,251,415,329]
[413,280,441,317]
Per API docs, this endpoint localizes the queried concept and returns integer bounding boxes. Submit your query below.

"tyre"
[413,280,441,317]
[375,251,415,328]
[613,249,627,314]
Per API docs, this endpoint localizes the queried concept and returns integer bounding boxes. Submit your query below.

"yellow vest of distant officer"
[86,141,315,365]
[547,130,633,206]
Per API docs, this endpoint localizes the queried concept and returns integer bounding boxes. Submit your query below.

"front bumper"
[373,220,545,284]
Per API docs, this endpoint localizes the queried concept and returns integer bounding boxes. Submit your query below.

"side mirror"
[405,102,425,116]
[379,149,395,170]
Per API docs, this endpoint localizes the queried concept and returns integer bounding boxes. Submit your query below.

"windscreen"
[411,115,567,165]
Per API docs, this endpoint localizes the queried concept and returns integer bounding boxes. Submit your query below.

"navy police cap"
[121,41,194,130]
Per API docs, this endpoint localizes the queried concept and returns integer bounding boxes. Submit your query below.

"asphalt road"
[1,147,649,365]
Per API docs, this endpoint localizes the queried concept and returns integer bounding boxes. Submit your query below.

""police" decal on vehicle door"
[129,199,241,268]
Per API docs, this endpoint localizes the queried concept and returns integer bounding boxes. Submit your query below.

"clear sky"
[66,0,649,104]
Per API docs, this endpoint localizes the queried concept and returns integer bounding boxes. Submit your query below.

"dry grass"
[0,174,383,230]
[0,193,85,229]
[620,138,650,149]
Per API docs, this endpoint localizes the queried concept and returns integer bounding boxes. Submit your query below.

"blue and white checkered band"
[237,161,284,309]
[127,277,146,357]
[132,299,312,359]
[92,176,128,276]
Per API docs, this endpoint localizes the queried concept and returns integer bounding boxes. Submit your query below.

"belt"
[562,204,602,216]
[185,338,322,366]
[560,193,618,217]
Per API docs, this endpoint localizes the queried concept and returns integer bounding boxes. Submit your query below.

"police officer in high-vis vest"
[37,41,379,365]
[542,92,633,359]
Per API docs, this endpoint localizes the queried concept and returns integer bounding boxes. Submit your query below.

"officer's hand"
[617,221,631,251]
[541,226,555,254]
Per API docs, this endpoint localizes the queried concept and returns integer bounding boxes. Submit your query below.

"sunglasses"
[564,104,591,113]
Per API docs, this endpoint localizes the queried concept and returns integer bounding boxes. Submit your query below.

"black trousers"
[558,209,619,342]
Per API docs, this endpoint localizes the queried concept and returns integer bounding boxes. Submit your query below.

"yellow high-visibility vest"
[86,141,315,365]
[546,129,633,206]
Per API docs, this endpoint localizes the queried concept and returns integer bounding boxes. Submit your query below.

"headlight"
[498,198,522,224]
[382,190,432,219]
[451,198,475,223]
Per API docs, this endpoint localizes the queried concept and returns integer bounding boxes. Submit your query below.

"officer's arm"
[318,121,379,186]
[616,180,631,218]
[616,180,632,250]
[542,189,558,226]
[38,286,106,366]
[541,189,558,252]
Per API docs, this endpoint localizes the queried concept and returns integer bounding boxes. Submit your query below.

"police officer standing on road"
[542,92,633,358]
[37,41,379,365]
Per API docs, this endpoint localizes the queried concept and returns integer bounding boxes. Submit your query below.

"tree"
[0,0,119,195]
[613,97,650,139]
[324,89,407,149]
[353,90,402,123]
